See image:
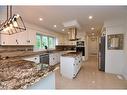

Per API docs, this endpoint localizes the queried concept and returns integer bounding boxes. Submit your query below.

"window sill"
[33,48,56,52]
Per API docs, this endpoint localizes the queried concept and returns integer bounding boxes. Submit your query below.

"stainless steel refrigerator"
[98,36,105,71]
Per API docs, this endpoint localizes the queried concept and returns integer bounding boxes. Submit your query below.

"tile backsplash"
[0,45,33,53]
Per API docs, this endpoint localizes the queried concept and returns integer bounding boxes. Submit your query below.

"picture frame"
[107,34,124,50]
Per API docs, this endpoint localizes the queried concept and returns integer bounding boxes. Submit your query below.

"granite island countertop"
[0,51,46,59]
[0,58,59,90]
[61,52,81,58]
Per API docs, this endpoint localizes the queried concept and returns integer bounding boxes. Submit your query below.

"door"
[27,29,36,45]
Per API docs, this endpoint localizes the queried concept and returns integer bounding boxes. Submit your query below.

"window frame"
[36,34,42,49]
[35,33,56,50]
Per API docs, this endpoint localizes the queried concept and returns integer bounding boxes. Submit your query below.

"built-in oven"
[76,41,85,56]
[76,47,85,56]
[40,54,49,64]
[76,41,84,47]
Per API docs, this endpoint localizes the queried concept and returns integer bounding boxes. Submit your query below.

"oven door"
[40,54,49,64]
[76,47,85,56]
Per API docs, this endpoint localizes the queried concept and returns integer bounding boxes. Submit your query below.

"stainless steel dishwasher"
[40,54,49,64]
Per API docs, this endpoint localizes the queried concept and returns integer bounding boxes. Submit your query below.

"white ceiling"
[1,6,127,36]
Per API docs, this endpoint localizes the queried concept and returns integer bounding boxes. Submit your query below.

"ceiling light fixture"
[91,33,95,36]
[39,18,43,21]
[53,25,57,28]
[0,6,26,35]
[89,16,93,19]
[62,29,64,31]
[91,27,94,30]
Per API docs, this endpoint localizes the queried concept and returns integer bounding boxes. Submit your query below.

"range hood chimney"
[68,27,79,41]
[63,20,80,41]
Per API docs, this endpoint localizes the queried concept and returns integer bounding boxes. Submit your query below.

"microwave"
[76,41,84,47]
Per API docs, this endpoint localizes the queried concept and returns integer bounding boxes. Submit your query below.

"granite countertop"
[0,51,45,59]
[0,50,65,59]
[0,49,72,89]
[0,58,59,90]
[61,52,81,58]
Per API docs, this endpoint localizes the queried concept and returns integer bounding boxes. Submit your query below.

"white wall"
[85,36,89,61]
[122,18,127,79]
[104,17,127,78]
[88,37,98,56]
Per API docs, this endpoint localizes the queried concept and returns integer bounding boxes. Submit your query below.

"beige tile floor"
[55,56,127,89]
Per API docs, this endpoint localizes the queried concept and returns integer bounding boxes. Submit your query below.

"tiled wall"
[0,45,33,53]
[55,45,76,51]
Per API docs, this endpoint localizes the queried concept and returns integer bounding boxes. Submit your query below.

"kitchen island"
[0,58,59,90]
[60,52,82,79]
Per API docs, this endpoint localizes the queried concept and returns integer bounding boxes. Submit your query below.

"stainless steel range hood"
[68,27,79,41]
[63,20,80,41]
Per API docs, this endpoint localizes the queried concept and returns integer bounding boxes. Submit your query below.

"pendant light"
[0,6,26,35]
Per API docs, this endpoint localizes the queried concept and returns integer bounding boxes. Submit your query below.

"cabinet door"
[49,54,56,66]
[60,56,74,79]
[55,53,59,64]
[50,53,60,66]
[0,34,10,45]
[73,62,77,77]
[16,31,27,45]
[0,29,36,45]
[73,56,82,77]
[27,29,36,45]
[0,31,27,45]
[2,33,17,45]
[58,53,61,63]
[67,41,76,45]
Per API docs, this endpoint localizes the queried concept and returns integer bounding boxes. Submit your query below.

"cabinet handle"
[53,58,55,60]
[3,42,5,44]
[27,40,30,43]
[16,39,19,44]
[79,61,80,63]
[73,64,75,66]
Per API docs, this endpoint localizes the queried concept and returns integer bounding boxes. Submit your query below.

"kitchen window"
[36,34,42,49]
[35,34,56,49]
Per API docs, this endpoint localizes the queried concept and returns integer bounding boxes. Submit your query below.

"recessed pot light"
[39,18,43,21]
[54,25,57,28]
[91,27,94,30]
[91,33,95,36]
[89,16,93,19]
[62,29,64,31]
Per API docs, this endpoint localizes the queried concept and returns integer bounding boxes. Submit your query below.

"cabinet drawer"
[49,52,60,66]
[49,53,57,66]
[49,57,56,66]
